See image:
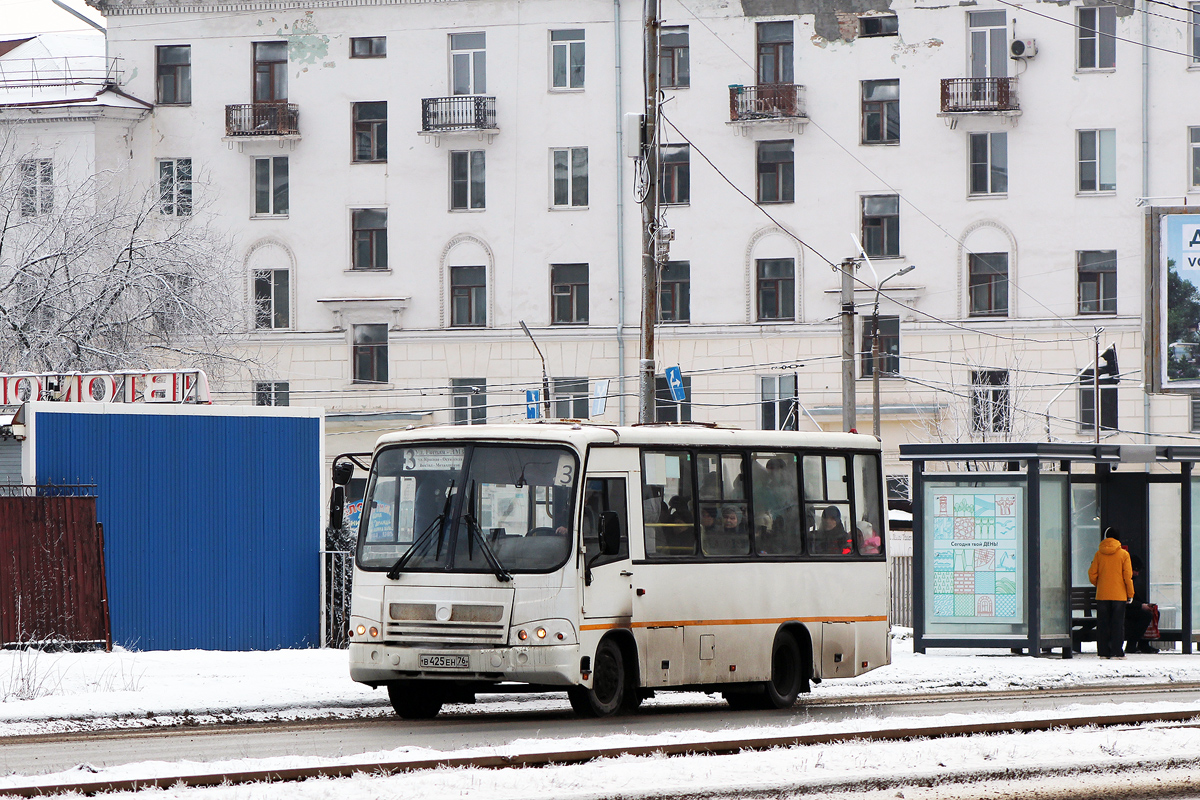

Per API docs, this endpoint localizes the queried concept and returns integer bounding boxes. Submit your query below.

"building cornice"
[87,0,460,16]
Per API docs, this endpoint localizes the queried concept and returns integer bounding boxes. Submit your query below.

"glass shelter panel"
[1071,483,1100,587]
[1149,483,1182,636]
[1192,478,1200,636]
[923,481,1026,636]
[1039,474,1069,637]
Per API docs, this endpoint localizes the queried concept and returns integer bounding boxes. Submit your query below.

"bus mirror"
[329,485,345,530]
[598,511,621,555]
[333,461,355,487]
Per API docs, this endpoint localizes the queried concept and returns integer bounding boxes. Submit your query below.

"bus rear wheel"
[387,681,444,719]
[762,632,803,708]
[568,639,626,717]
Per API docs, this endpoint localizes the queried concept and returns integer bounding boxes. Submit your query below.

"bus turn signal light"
[369,627,379,638]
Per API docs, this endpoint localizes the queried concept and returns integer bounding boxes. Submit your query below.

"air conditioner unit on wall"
[1010,38,1037,59]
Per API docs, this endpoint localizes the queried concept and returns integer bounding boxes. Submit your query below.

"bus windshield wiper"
[386,480,454,580]
[463,480,512,582]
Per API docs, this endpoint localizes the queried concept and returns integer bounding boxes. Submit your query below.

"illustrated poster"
[927,487,1024,624]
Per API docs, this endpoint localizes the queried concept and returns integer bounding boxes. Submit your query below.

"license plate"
[420,653,470,670]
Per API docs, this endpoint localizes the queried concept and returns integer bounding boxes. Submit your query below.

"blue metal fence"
[33,410,321,650]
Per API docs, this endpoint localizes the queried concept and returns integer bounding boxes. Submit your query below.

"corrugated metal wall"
[33,411,321,650]
[0,439,21,483]
[0,494,109,646]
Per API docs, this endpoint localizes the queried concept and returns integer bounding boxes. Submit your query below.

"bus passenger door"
[580,470,634,623]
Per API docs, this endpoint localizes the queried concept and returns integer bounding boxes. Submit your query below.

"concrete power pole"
[637,0,660,424]
[840,258,857,433]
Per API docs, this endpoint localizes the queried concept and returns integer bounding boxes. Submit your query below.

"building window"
[450,265,487,327]
[353,102,387,163]
[1078,6,1116,70]
[450,150,485,210]
[1193,3,1200,63]
[862,79,899,144]
[451,33,486,95]
[971,369,1010,433]
[756,258,795,321]
[968,253,1008,316]
[550,29,584,89]
[757,140,794,204]
[659,260,690,323]
[1078,129,1116,192]
[761,374,798,430]
[886,475,911,500]
[1191,396,1200,432]
[861,315,900,377]
[862,195,900,257]
[969,132,1007,195]
[660,26,689,87]
[969,10,1008,79]
[253,156,288,216]
[1080,384,1118,432]
[255,381,290,406]
[756,21,793,84]
[351,209,387,271]
[253,269,290,329]
[660,144,689,205]
[352,324,388,384]
[452,378,487,424]
[553,377,589,419]
[859,14,898,37]
[552,147,588,207]
[19,159,52,217]
[551,263,589,324]
[1191,127,1200,187]
[156,45,191,105]
[253,41,288,102]
[1077,250,1117,314]
[158,158,192,216]
[351,37,386,58]
[655,375,692,422]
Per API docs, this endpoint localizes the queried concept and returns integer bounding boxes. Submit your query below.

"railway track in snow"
[5,704,1200,797]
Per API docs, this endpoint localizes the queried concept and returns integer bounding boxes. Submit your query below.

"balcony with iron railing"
[940,77,1020,115]
[224,102,300,137]
[420,95,498,134]
[728,83,807,123]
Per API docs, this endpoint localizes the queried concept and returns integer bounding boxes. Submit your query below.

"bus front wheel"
[568,639,626,717]
[387,681,444,719]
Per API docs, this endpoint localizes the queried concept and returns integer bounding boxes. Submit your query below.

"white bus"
[340,423,889,718]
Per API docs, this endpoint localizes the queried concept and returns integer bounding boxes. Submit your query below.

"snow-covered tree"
[0,134,245,376]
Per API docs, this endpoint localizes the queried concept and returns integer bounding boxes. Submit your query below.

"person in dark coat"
[1088,526,1135,659]
[1125,554,1155,654]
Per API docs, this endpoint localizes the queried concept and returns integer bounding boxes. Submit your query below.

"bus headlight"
[356,625,366,636]
[512,620,576,645]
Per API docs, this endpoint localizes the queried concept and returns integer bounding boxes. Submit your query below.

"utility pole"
[840,258,857,433]
[637,0,660,424]
[871,310,882,438]
[1093,328,1102,444]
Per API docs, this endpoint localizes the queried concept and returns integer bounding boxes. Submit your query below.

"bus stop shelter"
[899,442,1200,657]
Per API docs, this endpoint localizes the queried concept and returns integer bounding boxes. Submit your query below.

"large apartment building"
[5,0,1200,485]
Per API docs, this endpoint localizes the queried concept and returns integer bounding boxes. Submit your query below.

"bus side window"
[853,454,884,556]
[642,451,697,557]
[752,452,801,555]
[583,478,629,563]
[803,455,853,557]
[697,452,750,556]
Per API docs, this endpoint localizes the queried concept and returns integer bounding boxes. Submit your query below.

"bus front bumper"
[349,642,579,687]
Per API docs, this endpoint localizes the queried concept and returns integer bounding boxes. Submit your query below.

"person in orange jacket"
[1088,526,1135,659]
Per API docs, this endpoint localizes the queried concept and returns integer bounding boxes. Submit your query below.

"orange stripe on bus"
[579,615,886,631]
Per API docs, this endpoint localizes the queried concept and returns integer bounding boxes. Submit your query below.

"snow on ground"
[6,631,1200,797]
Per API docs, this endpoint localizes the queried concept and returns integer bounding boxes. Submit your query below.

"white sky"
[1,0,105,38]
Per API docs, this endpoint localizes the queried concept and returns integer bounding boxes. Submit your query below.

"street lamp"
[866,264,915,438]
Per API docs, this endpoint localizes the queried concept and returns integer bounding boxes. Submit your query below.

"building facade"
[10,0,1200,484]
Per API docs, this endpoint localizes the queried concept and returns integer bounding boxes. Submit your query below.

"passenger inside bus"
[809,504,853,555]
[857,517,882,555]
[753,454,801,555]
[703,504,750,555]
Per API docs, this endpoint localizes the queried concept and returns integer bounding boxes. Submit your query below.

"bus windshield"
[357,443,578,574]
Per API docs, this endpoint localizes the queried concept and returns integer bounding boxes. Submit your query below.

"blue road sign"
[665,366,685,402]
[526,389,540,419]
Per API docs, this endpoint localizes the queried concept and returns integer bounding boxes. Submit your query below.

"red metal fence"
[0,489,110,648]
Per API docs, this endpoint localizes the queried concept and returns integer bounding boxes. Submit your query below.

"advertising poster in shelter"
[925,486,1025,628]
[1162,213,1200,387]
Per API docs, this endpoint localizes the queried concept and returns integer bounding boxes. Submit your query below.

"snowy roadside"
[3,630,1200,737]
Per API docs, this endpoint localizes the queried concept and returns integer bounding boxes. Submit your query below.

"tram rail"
[5,689,1200,797]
